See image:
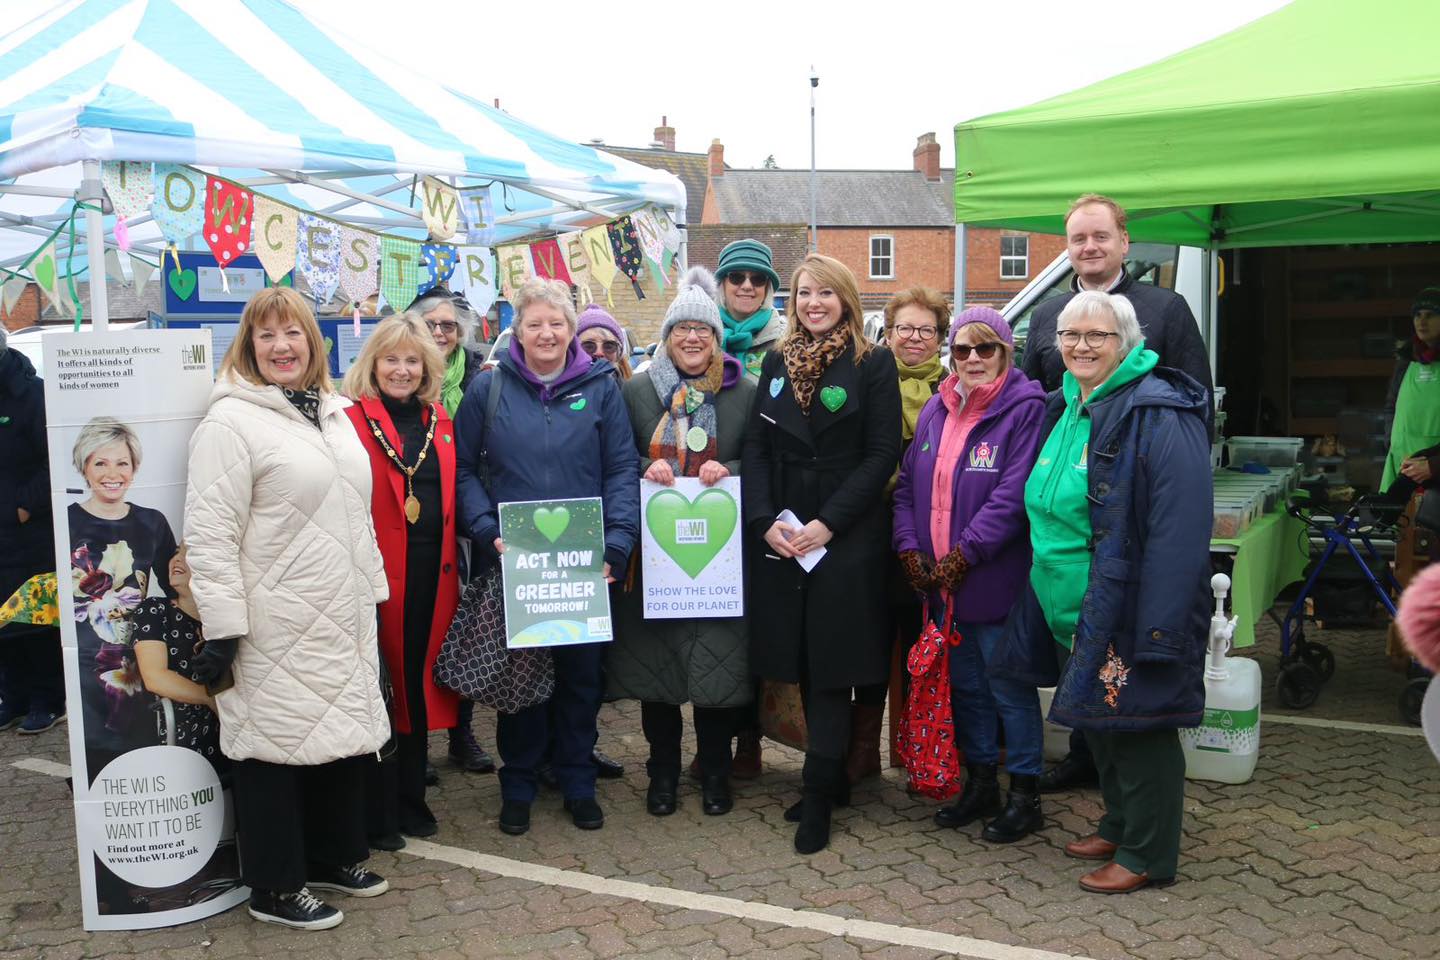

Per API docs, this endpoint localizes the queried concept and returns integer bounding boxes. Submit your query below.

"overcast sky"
[15,0,1294,170]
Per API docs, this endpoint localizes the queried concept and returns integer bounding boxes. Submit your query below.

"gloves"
[897,550,937,593]
[191,635,238,684]
[932,547,970,590]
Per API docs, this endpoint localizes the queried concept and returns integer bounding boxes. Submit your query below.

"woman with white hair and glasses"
[991,290,1212,895]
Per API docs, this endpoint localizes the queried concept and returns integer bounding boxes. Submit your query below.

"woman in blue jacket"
[455,278,640,838]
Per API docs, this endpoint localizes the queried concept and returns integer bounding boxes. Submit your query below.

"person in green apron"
[1382,287,1440,496]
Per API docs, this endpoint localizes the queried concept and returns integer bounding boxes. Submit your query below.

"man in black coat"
[0,328,65,733]
[1021,195,1214,793]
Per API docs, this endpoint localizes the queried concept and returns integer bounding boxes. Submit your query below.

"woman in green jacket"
[1382,287,1440,496]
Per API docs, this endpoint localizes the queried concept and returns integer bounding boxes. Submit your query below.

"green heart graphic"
[169,266,197,300]
[33,254,56,291]
[646,488,737,579]
[819,385,847,413]
[569,398,587,411]
[533,505,570,543]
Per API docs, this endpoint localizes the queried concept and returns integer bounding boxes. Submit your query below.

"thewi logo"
[181,343,207,370]
[969,441,998,469]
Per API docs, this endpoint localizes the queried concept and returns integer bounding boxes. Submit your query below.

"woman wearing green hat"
[1382,286,1440,496]
[716,238,785,384]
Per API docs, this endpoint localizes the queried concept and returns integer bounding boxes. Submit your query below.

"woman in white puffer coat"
[184,286,391,931]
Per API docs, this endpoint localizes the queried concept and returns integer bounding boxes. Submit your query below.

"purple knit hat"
[949,306,1015,351]
[576,304,629,354]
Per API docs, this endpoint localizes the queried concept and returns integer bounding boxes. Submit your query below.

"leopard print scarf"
[780,324,852,414]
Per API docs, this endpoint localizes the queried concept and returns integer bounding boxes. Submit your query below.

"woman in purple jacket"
[892,307,1047,844]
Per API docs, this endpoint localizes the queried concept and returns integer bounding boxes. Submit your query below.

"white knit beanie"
[660,267,723,342]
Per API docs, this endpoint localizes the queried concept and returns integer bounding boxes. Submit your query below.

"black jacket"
[0,348,52,603]
[741,342,902,690]
[1022,273,1214,424]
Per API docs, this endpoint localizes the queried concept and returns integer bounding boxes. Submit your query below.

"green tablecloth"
[1211,509,1311,648]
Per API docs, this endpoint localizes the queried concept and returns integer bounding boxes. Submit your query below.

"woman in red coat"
[342,313,460,844]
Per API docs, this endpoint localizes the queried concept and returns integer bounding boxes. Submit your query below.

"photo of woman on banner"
[68,417,178,768]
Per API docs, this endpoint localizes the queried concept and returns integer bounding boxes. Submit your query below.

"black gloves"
[192,635,238,685]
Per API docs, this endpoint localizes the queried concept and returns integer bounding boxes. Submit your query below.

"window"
[869,235,894,279]
[1000,235,1029,280]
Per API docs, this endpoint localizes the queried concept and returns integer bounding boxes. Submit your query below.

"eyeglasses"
[426,320,459,335]
[725,271,769,288]
[672,323,714,340]
[893,324,938,341]
[1057,330,1120,349]
[580,338,623,358]
[951,342,1002,361]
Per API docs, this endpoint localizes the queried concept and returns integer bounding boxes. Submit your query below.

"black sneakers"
[499,799,531,835]
[248,887,343,930]
[564,796,604,830]
[307,863,390,898]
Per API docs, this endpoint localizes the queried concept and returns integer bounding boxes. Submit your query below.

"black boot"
[794,754,843,854]
[934,763,1002,829]
[784,777,850,822]
[981,773,1043,843]
[1038,751,1098,793]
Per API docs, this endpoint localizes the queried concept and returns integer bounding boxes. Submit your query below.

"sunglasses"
[581,338,623,358]
[951,342,1002,361]
[725,271,769,288]
[425,320,459,335]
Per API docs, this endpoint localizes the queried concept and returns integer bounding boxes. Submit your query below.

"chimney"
[654,116,676,152]
[913,132,941,181]
[708,139,725,178]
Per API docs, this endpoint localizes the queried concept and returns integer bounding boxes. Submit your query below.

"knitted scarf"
[720,305,774,368]
[895,353,944,441]
[780,324,852,414]
[441,347,467,417]
[647,348,725,476]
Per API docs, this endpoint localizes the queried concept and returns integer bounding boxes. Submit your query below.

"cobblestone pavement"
[2,624,1437,960]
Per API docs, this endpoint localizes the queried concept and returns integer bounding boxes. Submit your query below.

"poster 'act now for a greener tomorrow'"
[499,497,612,648]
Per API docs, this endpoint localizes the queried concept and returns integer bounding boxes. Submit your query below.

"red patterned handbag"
[897,596,963,800]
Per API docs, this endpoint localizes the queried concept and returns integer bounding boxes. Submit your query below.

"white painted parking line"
[11,757,72,777]
[403,838,1099,960]
[1265,713,1423,737]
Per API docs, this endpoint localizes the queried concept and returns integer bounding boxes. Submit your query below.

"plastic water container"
[1036,687,1071,761]
[1181,574,1261,783]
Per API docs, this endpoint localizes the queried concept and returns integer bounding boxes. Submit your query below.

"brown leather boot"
[844,703,884,785]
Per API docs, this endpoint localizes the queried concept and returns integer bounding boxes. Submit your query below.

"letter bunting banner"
[380,236,422,311]
[253,193,297,284]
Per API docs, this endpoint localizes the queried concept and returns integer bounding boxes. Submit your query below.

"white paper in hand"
[777,509,826,573]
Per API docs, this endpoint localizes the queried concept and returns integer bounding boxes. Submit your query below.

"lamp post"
[809,67,818,253]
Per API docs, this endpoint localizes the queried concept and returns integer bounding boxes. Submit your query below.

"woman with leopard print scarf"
[741,253,902,855]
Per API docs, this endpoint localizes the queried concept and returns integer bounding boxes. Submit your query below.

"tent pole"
[1207,246,1219,381]
[954,223,967,308]
[80,160,109,332]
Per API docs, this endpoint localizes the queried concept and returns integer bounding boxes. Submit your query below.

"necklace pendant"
[404,494,421,524]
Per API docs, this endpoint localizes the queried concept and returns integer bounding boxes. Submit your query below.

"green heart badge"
[33,254,56,291]
[533,505,571,543]
[646,488,738,579]
[169,266,198,301]
[569,397,587,411]
[819,385,847,413]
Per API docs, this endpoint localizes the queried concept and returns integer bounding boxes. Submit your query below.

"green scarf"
[441,347,467,417]
[895,353,943,440]
[720,305,775,368]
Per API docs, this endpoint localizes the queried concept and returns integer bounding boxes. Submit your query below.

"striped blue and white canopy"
[0,0,685,268]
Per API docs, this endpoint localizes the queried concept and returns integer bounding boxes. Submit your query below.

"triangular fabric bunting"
[29,238,63,314]
[557,231,593,307]
[420,177,460,241]
[530,238,571,285]
[2,277,28,316]
[419,243,458,296]
[459,187,496,246]
[103,161,153,253]
[379,236,422,311]
[131,256,156,294]
[338,226,380,305]
[296,215,341,305]
[450,246,496,318]
[580,226,618,306]
[608,215,647,301]
[151,165,207,265]
[253,194,298,284]
[495,243,535,300]
[204,178,255,283]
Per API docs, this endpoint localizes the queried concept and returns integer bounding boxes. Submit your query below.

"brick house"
[700,133,1066,312]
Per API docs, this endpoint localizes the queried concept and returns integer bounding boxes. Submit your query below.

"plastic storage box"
[1226,436,1304,468]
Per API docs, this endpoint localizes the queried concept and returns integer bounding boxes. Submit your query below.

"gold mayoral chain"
[366,407,438,524]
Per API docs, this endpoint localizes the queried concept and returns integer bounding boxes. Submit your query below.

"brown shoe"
[1065,833,1119,861]
[732,731,763,780]
[1078,861,1175,894]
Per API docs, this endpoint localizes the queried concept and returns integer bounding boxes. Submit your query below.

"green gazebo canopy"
[953,0,1440,248]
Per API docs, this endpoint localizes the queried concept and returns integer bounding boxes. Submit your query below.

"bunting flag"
[102,161,153,252]
[580,226,618,306]
[338,226,380,305]
[420,176,460,241]
[450,246,496,318]
[295,214,341,304]
[131,256,157,294]
[557,231,592,307]
[379,236,422,311]
[654,206,682,273]
[608,215,646,301]
[150,164,207,268]
[2,276,28,316]
[29,238,64,315]
[630,207,669,289]
[253,193,298,283]
[419,242,458,296]
[495,242,535,300]
[529,237,571,285]
[459,187,496,246]
[204,178,254,289]
[103,249,133,285]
